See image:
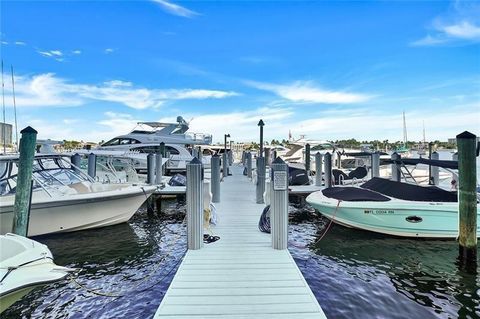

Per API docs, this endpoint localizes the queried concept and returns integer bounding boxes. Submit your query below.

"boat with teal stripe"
[306,178,479,238]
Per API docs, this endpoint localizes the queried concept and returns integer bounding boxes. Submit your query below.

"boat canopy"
[323,187,391,202]
[361,177,458,202]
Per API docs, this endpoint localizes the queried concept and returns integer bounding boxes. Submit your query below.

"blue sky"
[0,0,479,143]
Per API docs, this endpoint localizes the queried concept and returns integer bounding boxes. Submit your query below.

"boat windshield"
[0,156,88,196]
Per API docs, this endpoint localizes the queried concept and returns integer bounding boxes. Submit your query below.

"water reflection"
[3,202,186,319]
[290,218,480,319]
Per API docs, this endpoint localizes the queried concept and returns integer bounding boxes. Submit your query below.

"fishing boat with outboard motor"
[0,154,157,236]
[306,177,479,238]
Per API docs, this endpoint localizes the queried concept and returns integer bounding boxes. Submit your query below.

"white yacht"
[0,234,72,313]
[0,154,157,236]
[97,116,212,171]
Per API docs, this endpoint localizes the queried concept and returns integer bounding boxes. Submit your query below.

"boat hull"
[0,186,155,236]
[306,191,479,238]
[0,286,35,313]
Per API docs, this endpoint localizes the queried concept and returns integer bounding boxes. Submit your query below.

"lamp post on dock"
[223,134,230,178]
[258,119,264,158]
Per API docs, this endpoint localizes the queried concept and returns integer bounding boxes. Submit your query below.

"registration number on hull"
[364,209,395,215]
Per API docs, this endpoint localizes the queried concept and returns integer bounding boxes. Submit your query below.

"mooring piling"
[256,156,266,204]
[430,151,439,186]
[264,147,270,167]
[305,143,311,172]
[371,152,380,178]
[228,150,233,165]
[456,131,477,269]
[222,152,228,178]
[247,152,252,179]
[186,157,204,250]
[391,152,401,182]
[70,153,81,174]
[211,155,220,203]
[147,153,155,185]
[324,152,332,187]
[271,157,288,250]
[12,126,37,236]
[315,152,323,186]
[155,151,162,185]
[87,153,96,179]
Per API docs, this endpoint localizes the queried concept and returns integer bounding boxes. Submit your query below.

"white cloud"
[72,50,82,55]
[1,41,8,45]
[442,21,480,39]
[246,80,372,104]
[151,0,199,18]
[15,41,26,46]
[4,73,238,109]
[37,50,64,61]
[411,1,480,47]
[104,48,115,54]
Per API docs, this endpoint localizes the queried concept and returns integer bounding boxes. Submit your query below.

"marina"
[1,1,480,318]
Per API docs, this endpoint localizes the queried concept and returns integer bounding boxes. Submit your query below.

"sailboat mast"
[10,65,19,151]
[422,121,425,144]
[1,60,6,154]
[403,111,407,145]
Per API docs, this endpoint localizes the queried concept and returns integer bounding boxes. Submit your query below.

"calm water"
[4,152,480,318]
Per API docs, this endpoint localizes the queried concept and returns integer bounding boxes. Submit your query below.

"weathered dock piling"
[147,153,155,185]
[246,151,252,179]
[264,147,270,166]
[271,157,288,250]
[12,126,37,236]
[70,153,81,174]
[87,153,96,179]
[211,155,220,203]
[324,152,332,187]
[305,143,311,172]
[256,156,266,204]
[430,151,439,186]
[155,150,162,185]
[391,152,401,182]
[371,152,380,178]
[456,131,477,269]
[314,152,323,186]
[186,158,204,250]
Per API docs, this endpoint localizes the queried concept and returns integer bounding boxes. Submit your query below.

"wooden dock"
[155,164,326,318]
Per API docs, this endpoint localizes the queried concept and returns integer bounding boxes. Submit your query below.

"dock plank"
[155,164,326,318]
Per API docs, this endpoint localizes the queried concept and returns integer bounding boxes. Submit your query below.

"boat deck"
[154,164,326,318]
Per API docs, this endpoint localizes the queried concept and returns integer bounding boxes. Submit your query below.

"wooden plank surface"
[155,164,326,318]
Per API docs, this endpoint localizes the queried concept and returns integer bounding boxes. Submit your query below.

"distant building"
[0,122,13,147]
[448,137,480,145]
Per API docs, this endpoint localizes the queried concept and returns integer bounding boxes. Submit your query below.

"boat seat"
[68,181,92,194]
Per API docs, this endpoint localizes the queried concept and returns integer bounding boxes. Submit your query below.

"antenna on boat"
[422,120,426,143]
[1,60,6,154]
[11,65,19,151]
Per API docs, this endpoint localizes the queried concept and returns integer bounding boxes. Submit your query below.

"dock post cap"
[212,154,220,158]
[20,126,38,134]
[272,157,285,164]
[189,157,202,165]
[456,131,476,139]
[257,119,265,126]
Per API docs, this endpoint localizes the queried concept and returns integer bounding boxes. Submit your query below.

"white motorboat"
[307,177,479,238]
[0,154,157,236]
[0,233,72,313]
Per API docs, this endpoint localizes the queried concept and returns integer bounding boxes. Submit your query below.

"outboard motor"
[168,173,186,186]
